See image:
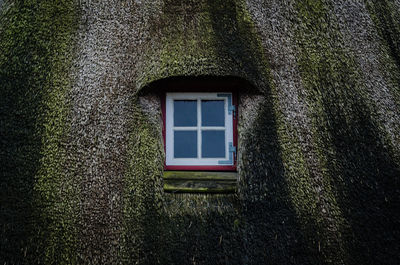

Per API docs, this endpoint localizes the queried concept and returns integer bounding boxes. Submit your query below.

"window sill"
[163,171,238,193]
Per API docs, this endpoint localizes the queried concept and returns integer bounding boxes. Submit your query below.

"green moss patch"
[137,0,270,93]
[0,1,80,263]
[295,0,400,263]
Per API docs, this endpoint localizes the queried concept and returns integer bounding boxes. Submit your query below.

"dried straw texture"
[1,0,399,264]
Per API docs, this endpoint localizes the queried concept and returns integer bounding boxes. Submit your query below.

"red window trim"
[161,85,238,172]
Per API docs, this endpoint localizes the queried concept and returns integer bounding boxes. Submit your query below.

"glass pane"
[202,130,225,158]
[174,131,197,158]
[174,100,197,126]
[201,100,224,126]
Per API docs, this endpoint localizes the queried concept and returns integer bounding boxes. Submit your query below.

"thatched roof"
[1,0,399,264]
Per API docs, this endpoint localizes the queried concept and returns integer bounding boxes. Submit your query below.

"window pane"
[202,130,225,158]
[201,100,224,126]
[174,100,197,126]
[174,131,197,158]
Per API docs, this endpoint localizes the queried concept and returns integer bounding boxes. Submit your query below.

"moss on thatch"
[1,0,399,264]
[294,0,400,263]
[136,0,270,92]
[0,0,79,263]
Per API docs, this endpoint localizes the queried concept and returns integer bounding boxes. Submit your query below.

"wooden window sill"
[163,171,238,193]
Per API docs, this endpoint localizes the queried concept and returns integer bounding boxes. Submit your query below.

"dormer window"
[163,92,237,171]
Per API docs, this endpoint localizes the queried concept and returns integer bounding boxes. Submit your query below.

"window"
[163,92,237,171]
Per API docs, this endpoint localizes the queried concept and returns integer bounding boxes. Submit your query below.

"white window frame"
[165,92,234,166]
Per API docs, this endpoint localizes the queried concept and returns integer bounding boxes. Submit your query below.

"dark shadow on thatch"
[140,75,260,96]
[321,88,400,264]
[239,99,318,265]
[1,1,78,263]
[366,0,400,73]
[295,1,400,262]
[206,1,320,264]
[0,70,40,265]
[157,195,242,264]
[133,193,165,264]
[0,22,42,265]
[205,0,267,89]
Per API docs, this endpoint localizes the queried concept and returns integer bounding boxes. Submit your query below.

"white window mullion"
[197,99,201,159]
[173,126,198,130]
[200,126,226,130]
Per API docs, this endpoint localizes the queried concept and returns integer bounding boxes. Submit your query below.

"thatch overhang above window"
[135,0,269,94]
